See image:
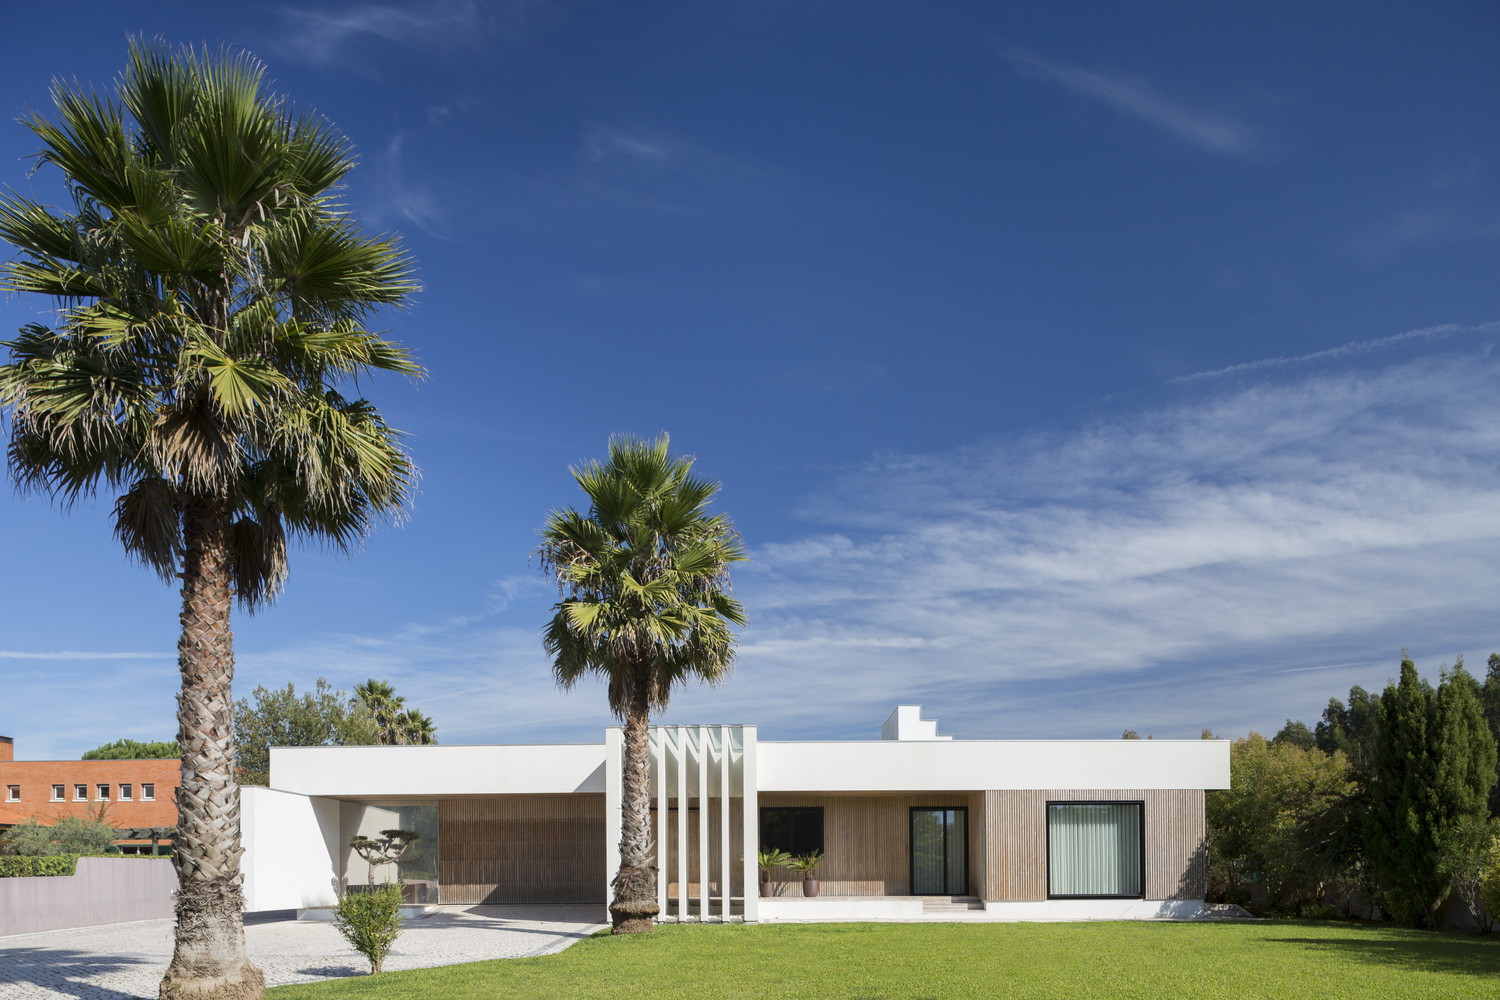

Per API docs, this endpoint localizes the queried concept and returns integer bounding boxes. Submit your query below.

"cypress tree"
[1483,653,1500,817]
[1365,658,1440,926]
[1434,661,1498,886]
[1365,657,1498,926]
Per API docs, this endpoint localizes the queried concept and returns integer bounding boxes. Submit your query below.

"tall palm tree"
[353,678,406,739]
[537,434,747,933]
[0,43,418,1000]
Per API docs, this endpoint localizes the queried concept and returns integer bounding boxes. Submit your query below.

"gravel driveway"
[0,905,605,999]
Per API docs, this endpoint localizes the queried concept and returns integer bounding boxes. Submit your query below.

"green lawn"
[268,920,1500,1000]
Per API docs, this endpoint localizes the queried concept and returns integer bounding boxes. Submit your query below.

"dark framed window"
[760,807,824,856]
[910,806,967,895]
[1046,801,1144,899]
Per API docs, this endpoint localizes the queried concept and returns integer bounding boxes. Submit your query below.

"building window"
[142,783,155,801]
[74,784,87,801]
[97,784,110,801]
[51,784,65,801]
[5,785,18,802]
[760,806,824,857]
[119,783,133,801]
[1046,801,1144,898]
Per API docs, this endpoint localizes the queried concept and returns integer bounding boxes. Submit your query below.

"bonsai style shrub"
[348,829,420,888]
[333,882,404,974]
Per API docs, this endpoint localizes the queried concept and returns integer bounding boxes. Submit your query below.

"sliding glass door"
[910,807,967,895]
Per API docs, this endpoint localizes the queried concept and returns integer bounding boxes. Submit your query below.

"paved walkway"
[0,905,605,999]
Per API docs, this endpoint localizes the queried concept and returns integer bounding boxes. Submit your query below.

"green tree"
[537,434,747,934]
[0,815,119,856]
[1365,657,1496,926]
[1314,685,1380,776]
[1366,658,1438,925]
[0,43,418,999]
[1205,732,1354,911]
[1482,653,1500,817]
[1433,661,1497,912]
[1271,719,1316,751]
[233,679,381,784]
[82,739,179,760]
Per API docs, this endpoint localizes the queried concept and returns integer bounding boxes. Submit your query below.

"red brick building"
[0,736,178,852]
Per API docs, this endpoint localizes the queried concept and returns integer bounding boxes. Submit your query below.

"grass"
[267,920,1500,1000]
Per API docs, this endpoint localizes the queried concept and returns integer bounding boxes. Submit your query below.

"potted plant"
[754,849,792,897]
[786,849,825,898]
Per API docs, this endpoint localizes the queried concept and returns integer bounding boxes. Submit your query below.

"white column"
[740,725,759,922]
[697,725,710,920]
[676,727,688,920]
[655,728,668,919]
[719,725,731,920]
[604,727,623,924]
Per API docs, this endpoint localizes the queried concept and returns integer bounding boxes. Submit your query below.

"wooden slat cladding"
[438,795,606,904]
[982,789,1206,901]
[758,793,972,896]
[661,797,745,900]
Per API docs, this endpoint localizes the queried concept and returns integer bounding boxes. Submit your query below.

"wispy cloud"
[721,331,1500,740]
[276,0,535,61]
[372,132,448,240]
[1170,321,1499,383]
[582,124,679,169]
[18,335,1499,758]
[569,122,790,222]
[0,650,166,660]
[1346,208,1500,263]
[1005,48,1256,155]
[214,327,1500,749]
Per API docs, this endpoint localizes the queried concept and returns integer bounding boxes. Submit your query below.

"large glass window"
[1047,802,1143,898]
[760,807,823,857]
[341,802,440,903]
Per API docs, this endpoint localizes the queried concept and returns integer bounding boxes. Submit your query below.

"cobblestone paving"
[0,905,605,999]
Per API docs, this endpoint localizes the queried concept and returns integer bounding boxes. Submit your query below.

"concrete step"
[921,896,984,912]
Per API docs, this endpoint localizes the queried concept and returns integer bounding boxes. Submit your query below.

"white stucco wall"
[757,739,1230,792]
[268,744,608,797]
[267,736,1227,800]
[241,786,341,912]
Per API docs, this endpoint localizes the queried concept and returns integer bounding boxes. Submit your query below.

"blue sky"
[2,1,1498,760]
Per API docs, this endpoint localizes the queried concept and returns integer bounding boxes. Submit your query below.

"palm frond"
[539,434,746,720]
[112,475,181,581]
[229,511,288,611]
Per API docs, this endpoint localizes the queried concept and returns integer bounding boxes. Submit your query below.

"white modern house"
[242,706,1230,922]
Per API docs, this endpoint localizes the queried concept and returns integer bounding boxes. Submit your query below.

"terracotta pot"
[760,879,775,898]
[804,877,821,898]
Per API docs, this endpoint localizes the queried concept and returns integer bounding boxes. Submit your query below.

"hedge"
[0,855,80,878]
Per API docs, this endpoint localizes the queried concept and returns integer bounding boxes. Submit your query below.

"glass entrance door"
[910,807,967,895]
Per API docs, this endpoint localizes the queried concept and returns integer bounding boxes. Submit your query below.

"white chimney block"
[880,705,952,741]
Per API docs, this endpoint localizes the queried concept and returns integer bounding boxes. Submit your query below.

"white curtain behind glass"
[1047,803,1141,896]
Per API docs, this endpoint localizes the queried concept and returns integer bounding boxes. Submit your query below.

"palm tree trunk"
[160,499,264,1000]
[611,668,659,934]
